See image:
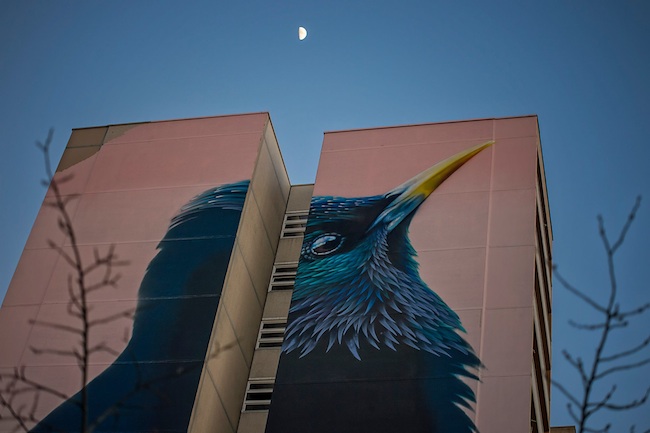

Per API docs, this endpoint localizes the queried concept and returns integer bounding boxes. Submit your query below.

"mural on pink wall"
[31,181,250,433]
[265,141,493,433]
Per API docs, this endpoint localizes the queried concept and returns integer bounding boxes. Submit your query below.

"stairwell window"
[257,320,287,349]
[243,380,274,411]
[268,263,298,292]
[281,211,308,238]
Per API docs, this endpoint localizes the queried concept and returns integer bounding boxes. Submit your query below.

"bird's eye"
[310,233,343,256]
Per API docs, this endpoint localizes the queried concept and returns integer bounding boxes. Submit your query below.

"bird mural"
[31,181,250,433]
[265,141,493,433]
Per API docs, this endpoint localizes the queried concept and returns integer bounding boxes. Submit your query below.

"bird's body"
[32,181,249,433]
[270,343,478,433]
[266,143,491,433]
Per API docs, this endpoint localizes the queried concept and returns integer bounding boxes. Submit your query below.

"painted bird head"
[283,141,493,360]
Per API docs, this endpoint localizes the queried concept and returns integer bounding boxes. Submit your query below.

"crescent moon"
[298,27,307,40]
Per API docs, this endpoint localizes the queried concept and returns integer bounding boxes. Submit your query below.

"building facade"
[0,113,553,433]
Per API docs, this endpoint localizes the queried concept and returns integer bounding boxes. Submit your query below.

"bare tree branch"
[28,320,83,335]
[0,130,131,433]
[88,310,135,328]
[602,386,650,411]
[602,336,650,363]
[618,303,650,319]
[554,196,649,433]
[553,380,582,407]
[595,358,650,380]
[568,319,627,331]
[553,268,607,314]
[607,196,641,254]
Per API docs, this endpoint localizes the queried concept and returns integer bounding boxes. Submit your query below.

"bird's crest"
[168,180,250,230]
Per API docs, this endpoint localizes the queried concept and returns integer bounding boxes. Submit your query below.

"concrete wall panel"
[0,305,39,367]
[488,188,537,247]
[85,133,261,193]
[3,248,60,306]
[485,246,536,309]
[492,136,538,191]
[66,126,107,148]
[249,349,281,378]
[323,119,493,152]
[262,291,292,319]
[103,113,267,145]
[477,375,532,432]
[205,309,252,431]
[417,247,486,310]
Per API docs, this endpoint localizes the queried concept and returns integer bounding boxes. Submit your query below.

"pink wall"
[0,113,268,427]
[314,116,540,432]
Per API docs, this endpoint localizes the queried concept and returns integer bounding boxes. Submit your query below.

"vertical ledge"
[189,115,290,433]
[237,184,313,433]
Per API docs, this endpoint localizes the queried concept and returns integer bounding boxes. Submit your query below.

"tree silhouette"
[553,197,650,433]
[0,130,131,432]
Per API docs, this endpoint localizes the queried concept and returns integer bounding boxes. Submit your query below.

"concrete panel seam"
[474,132,496,423]
[321,138,494,154]
[248,189,277,264]
[234,245,263,310]
[263,143,291,205]
[206,368,238,433]
[103,131,265,146]
[222,303,255,370]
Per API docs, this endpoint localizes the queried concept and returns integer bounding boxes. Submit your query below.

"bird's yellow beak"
[371,140,494,232]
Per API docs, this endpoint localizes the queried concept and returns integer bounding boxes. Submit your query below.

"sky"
[1,0,649,430]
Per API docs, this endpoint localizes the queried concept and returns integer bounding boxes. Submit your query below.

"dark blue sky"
[1,1,649,430]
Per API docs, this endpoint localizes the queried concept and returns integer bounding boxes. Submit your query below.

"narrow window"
[268,263,298,292]
[281,211,308,238]
[243,380,274,411]
[257,320,287,349]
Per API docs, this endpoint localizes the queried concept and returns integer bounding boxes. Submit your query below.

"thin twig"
[0,130,129,432]
[554,197,648,433]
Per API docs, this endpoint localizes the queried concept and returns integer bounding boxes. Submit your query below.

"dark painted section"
[32,181,249,433]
